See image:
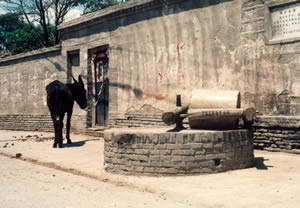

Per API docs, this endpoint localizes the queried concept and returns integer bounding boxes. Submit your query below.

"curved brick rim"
[104,128,254,176]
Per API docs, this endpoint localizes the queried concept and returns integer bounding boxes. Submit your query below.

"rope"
[93,61,107,106]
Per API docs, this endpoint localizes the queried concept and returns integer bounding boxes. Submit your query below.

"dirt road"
[0,130,300,208]
[0,156,184,208]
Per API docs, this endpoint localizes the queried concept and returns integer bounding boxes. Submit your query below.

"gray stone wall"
[61,0,246,127]
[241,0,300,115]
[60,0,300,128]
[0,48,65,115]
[104,128,254,175]
[1,0,300,133]
[0,47,87,132]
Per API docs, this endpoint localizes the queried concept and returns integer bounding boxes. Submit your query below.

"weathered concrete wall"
[0,48,65,114]
[61,0,244,125]
[60,0,300,128]
[240,0,300,115]
[0,47,86,132]
[1,0,300,134]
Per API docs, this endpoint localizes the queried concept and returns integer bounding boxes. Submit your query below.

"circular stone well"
[104,128,254,176]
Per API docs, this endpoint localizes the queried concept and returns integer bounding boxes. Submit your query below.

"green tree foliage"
[0,0,129,55]
[2,0,82,45]
[0,13,44,55]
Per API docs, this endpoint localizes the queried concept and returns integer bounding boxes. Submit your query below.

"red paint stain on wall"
[176,43,185,84]
[143,89,167,100]
[120,87,167,101]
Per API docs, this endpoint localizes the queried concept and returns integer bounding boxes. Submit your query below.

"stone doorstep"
[88,127,106,131]
[86,127,106,137]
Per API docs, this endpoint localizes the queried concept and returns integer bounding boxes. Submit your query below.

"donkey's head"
[72,75,87,109]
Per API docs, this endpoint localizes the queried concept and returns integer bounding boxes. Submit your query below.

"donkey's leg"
[51,113,59,148]
[54,119,63,148]
[57,113,65,148]
[66,111,73,144]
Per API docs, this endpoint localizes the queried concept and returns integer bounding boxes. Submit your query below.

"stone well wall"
[104,128,254,176]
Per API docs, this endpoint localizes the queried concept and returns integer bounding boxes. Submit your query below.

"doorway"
[89,45,109,126]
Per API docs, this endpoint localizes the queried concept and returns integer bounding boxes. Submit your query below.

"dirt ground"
[0,130,300,208]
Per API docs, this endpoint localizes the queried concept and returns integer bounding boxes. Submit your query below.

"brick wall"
[253,116,300,154]
[108,112,166,128]
[0,114,86,134]
[0,115,53,132]
[104,128,254,176]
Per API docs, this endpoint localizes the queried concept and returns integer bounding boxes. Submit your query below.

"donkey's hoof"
[67,140,72,144]
[58,144,63,148]
[52,143,58,148]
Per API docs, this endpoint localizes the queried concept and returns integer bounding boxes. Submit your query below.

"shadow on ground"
[255,157,274,170]
[167,127,187,132]
[63,138,100,148]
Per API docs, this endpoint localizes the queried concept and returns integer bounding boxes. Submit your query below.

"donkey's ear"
[71,75,77,83]
[78,75,84,86]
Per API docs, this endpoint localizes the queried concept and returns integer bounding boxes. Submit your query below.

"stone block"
[203,143,214,149]
[165,168,178,174]
[159,150,171,155]
[171,156,183,162]
[172,150,195,156]
[181,156,197,162]
[136,155,149,161]
[175,134,184,144]
[156,144,167,150]
[166,144,182,150]
[191,143,204,150]
[144,167,157,173]
[150,160,161,167]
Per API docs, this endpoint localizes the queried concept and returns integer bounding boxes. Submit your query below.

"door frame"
[87,45,110,127]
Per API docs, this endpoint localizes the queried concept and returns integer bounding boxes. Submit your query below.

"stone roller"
[188,108,256,130]
[189,89,241,109]
[161,105,189,126]
[162,107,255,129]
[162,89,256,129]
